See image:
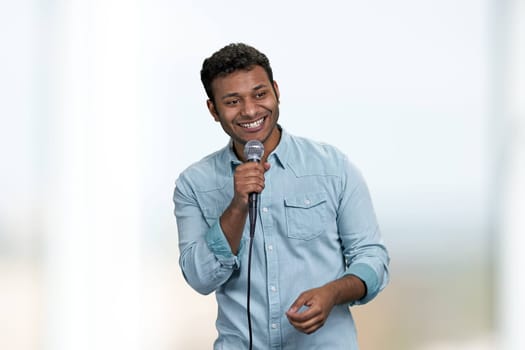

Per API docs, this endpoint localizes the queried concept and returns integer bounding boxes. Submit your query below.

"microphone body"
[243,140,265,238]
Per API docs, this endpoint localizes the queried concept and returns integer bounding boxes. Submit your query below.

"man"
[174,43,389,349]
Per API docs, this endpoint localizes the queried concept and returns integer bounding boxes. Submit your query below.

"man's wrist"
[326,274,367,305]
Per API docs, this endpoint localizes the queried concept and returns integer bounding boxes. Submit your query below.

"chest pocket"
[284,192,328,240]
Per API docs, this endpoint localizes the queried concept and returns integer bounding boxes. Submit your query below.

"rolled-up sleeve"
[337,157,390,305]
[174,175,243,295]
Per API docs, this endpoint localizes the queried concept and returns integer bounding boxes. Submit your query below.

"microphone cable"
[247,206,256,350]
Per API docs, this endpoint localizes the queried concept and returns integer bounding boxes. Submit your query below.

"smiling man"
[174,43,390,349]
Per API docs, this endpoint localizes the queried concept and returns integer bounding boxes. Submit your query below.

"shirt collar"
[226,140,242,174]
[270,125,289,169]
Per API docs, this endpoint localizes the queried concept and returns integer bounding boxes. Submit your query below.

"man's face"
[207,65,281,159]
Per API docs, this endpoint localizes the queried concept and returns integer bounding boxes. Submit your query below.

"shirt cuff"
[205,220,241,269]
[345,263,379,305]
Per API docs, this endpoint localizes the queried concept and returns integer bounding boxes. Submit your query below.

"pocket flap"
[284,192,327,209]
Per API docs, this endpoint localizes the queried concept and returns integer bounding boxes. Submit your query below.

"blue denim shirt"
[174,128,390,349]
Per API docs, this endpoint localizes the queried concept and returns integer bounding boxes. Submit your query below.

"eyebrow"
[220,84,269,100]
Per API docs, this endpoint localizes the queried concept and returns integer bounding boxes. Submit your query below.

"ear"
[207,99,220,122]
[273,81,280,102]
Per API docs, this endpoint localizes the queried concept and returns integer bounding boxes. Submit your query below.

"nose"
[241,98,257,118]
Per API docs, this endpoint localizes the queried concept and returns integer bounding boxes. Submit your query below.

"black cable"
[247,234,255,350]
[247,193,257,350]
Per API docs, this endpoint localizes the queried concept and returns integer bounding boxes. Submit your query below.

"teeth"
[240,118,264,129]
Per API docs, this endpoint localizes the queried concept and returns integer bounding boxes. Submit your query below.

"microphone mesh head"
[244,140,264,162]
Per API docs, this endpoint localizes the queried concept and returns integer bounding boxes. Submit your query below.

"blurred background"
[1,0,523,349]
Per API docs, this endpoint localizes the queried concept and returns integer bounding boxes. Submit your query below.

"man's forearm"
[325,274,367,305]
[219,203,248,255]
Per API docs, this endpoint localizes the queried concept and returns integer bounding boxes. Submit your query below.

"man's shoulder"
[288,133,345,157]
[284,132,349,176]
[184,147,224,170]
[176,146,230,189]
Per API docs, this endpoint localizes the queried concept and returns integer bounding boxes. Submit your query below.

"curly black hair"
[200,43,274,102]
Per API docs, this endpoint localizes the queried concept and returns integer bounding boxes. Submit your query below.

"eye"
[224,98,240,106]
[255,91,267,99]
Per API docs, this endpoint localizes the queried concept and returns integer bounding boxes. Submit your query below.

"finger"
[235,168,266,185]
[237,161,266,172]
[286,304,320,323]
[287,293,310,314]
[288,313,324,334]
[234,169,266,189]
[302,320,324,334]
[235,167,265,179]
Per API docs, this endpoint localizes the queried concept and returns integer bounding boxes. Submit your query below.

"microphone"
[243,140,264,238]
[244,139,264,162]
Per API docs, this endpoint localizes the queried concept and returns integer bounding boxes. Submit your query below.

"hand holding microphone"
[231,140,269,208]
[220,140,268,254]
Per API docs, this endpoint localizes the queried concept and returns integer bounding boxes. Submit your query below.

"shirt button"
[262,207,269,213]
[270,286,276,292]
[268,245,273,251]
[271,323,278,329]
[304,199,310,205]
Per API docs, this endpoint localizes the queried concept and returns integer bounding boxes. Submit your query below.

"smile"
[239,117,265,129]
